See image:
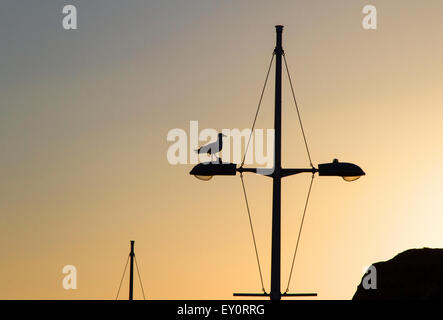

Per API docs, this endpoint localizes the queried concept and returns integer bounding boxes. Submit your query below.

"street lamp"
[189,25,365,301]
[190,159,365,181]
[189,162,237,178]
[318,158,365,181]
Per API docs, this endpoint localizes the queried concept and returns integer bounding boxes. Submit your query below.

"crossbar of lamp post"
[233,293,317,297]
[237,167,318,178]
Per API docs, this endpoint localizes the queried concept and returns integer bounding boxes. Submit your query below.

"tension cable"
[283,53,314,168]
[240,173,266,293]
[115,255,130,300]
[285,173,315,293]
[241,53,275,168]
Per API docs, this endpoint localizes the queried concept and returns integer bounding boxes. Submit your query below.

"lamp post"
[271,25,284,302]
[189,26,365,301]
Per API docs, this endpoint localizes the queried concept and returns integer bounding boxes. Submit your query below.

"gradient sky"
[2,0,443,300]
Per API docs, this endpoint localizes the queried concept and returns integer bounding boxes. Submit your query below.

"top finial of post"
[274,25,284,53]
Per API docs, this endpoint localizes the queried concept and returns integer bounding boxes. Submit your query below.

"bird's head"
[218,133,227,139]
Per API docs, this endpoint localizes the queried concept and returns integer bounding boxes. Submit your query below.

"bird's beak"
[222,134,227,138]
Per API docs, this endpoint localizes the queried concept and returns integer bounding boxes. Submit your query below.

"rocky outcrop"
[353,248,443,299]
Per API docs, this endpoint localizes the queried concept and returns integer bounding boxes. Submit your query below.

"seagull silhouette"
[195,133,227,161]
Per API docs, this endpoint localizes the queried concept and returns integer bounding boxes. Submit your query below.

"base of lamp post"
[233,292,317,298]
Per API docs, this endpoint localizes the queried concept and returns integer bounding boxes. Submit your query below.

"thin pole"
[270,25,284,301]
[129,240,135,300]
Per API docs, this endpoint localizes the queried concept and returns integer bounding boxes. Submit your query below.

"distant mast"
[129,240,135,300]
[115,240,146,300]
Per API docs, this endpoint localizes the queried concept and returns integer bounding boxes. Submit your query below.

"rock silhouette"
[353,248,443,299]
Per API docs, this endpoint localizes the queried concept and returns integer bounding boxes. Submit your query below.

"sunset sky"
[2,0,443,300]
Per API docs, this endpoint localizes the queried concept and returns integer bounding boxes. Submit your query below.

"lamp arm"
[236,167,318,178]
[281,168,318,178]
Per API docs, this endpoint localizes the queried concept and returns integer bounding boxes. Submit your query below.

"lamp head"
[318,159,365,182]
[190,162,237,181]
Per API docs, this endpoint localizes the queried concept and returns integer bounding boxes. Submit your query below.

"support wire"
[241,53,275,167]
[135,255,147,300]
[240,173,266,293]
[283,53,314,168]
[285,173,315,293]
[115,255,130,300]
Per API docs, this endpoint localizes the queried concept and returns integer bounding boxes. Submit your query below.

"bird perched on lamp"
[195,133,227,162]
